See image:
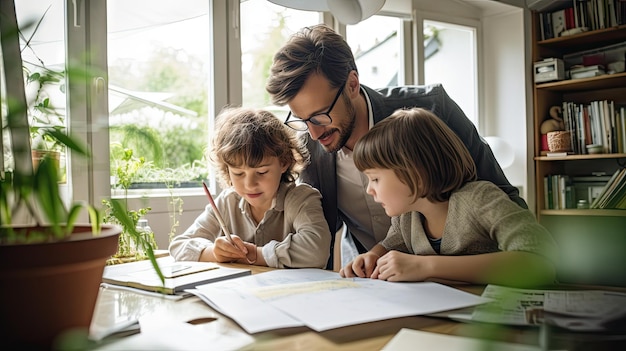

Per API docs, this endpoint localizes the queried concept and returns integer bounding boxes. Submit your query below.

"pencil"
[202,181,233,243]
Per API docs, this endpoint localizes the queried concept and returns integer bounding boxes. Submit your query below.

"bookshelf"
[531,3,626,286]
[532,22,626,215]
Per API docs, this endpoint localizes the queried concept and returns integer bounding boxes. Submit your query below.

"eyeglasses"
[284,82,345,131]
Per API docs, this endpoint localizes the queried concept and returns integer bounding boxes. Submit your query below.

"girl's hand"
[372,251,432,282]
[340,252,380,278]
[212,235,249,262]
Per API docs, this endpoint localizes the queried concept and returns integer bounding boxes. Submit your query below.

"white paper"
[192,268,490,333]
[382,328,542,351]
[93,320,254,351]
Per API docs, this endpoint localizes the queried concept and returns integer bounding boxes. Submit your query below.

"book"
[551,9,567,37]
[102,256,251,295]
[546,152,567,157]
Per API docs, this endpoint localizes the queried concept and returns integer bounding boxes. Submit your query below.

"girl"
[339,108,558,287]
[169,107,330,268]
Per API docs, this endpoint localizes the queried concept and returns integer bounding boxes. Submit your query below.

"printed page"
[471,285,626,331]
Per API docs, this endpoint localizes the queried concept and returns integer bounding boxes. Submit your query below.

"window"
[240,0,321,119]
[107,0,211,195]
[347,15,406,88]
[4,0,67,184]
[423,20,478,126]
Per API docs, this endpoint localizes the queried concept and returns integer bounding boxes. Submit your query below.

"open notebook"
[102,256,251,295]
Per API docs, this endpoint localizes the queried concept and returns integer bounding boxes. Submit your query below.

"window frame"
[60,0,480,246]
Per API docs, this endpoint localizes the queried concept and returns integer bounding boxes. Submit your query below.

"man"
[266,24,525,269]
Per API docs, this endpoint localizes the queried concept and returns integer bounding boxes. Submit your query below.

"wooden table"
[90,264,625,350]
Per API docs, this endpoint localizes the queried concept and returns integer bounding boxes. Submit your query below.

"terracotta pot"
[0,224,121,349]
[31,149,61,171]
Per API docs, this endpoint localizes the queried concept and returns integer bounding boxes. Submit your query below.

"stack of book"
[590,168,626,209]
[538,0,626,40]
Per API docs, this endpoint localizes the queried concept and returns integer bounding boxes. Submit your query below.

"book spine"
[620,107,626,153]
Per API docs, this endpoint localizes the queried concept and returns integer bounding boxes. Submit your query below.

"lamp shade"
[266,0,329,11]
[267,0,386,25]
[327,0,386,24]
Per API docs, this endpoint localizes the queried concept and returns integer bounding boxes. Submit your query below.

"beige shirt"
[336,148,390,249]
[335,88,390,250]
[381,181,558,262]
[169,182,331,268]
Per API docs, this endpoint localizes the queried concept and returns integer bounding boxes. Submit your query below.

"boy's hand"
[339,252,380,278]
[212,235,248,262]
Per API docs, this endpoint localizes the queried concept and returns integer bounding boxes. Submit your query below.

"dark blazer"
[299,84,526,269]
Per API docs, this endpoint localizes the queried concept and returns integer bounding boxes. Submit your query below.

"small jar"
[577,199,589,209]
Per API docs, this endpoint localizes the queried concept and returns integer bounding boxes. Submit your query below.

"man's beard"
[321,96,356,153]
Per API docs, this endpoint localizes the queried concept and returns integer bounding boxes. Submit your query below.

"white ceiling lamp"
[267,0,386,25]
[484,136,515,169]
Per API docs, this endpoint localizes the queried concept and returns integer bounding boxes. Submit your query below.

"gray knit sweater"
[381,181,558,262]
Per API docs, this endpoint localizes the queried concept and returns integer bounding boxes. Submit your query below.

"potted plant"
[104,146,158,264]
[0,1,163,348]
[27,66,66,178]
[15,4,67,178]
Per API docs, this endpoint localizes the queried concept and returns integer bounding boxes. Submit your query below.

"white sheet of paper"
[382,328,542,351]
[192,268,490,333]
[190,287,304,333]
[93,320,254,351]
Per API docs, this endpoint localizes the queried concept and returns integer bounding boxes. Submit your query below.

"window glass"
[107,0,211,194]
[240,0,320,119]
[3,0,67,179]
[424,20,477,126]
[347,15,405,88]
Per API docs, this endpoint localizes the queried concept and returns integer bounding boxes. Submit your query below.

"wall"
[414,0,529,199]
[481,6,528,198]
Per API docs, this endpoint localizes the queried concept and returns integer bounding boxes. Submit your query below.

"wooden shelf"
[541,209,626,217]
[535,72,626,92]
[537,25,626,54]
[535,153,626,161]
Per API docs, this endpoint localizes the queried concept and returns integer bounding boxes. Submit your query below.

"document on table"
[382,328,542,351]
[93,319,254,351]
[188,269,490,333]
[464,284,626,331]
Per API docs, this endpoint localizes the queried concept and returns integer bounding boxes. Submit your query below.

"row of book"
[544,174,577,210]
[539,0,626,41]
[544,170,626,210]
[561,100,626,154]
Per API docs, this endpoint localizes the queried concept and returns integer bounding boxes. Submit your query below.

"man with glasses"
[266,24,526,270]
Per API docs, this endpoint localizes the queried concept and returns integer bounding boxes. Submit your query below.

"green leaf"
[41,128,89,156]
[87,205,103,234]
[33,156,66,237]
